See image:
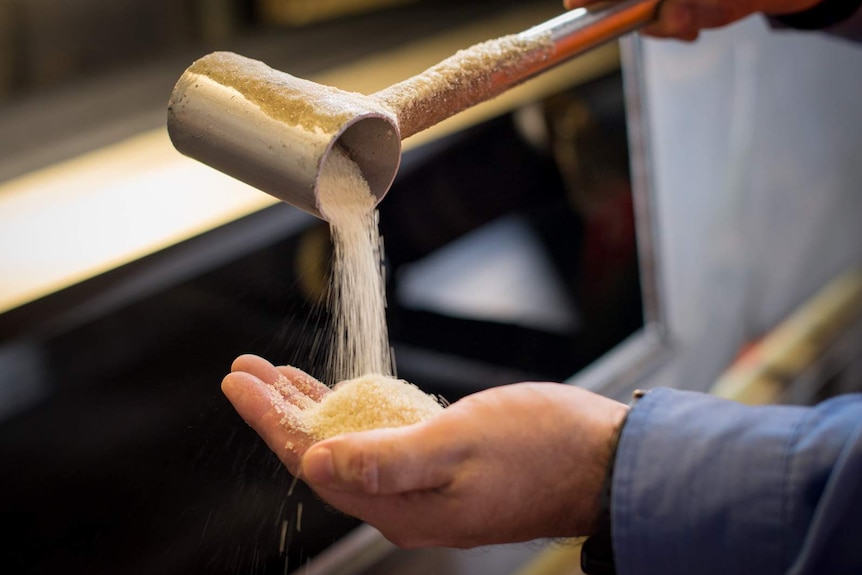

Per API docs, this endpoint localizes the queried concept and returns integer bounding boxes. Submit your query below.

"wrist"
[581,389,646,575]
[587,399,629,534]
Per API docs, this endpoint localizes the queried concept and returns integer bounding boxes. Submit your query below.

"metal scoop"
[167,0,659,219]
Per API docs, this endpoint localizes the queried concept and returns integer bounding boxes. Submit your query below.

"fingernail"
[302,446,335,485]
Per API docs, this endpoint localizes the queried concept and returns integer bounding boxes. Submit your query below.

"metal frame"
[570,33,671,401]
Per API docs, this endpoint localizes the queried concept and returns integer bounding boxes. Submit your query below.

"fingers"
[231,354,328,410]
[644,1,762,39]
[301,421,463,495]
[227,356,458,511]
[642,2,700,41]
[222,371,307,473]
[231,353,284,385]
[563,0,699,40]
[276,365,330,402]
[563,0,749,42]
[223,355,331,475]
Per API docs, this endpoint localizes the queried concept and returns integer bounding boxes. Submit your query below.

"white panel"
[640,17,862,390]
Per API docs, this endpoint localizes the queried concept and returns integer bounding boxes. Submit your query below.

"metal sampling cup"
[167,0,660,218]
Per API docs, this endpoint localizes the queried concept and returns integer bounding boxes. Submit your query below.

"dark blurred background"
[0,1,644,573]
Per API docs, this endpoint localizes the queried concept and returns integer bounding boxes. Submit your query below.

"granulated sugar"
[374,32,552,138]
[309,147,446,439]
[302,373,444,440]
[317,146,392,382]
[189,52,392,132]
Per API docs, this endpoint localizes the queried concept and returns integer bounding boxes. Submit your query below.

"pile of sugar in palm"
[301,373,444,440]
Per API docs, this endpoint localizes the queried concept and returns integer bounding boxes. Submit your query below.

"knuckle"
[345,443,379,493]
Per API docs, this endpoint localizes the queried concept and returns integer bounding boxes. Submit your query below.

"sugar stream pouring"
[167,0,660,219]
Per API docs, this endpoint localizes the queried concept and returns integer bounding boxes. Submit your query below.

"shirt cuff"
[767,0,862,40]
[610,388,809,575]
[770,0,862,30]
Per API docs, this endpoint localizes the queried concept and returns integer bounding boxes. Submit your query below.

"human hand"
[221,354,331,476]
[564,0,821,41]
[222,355,628,548]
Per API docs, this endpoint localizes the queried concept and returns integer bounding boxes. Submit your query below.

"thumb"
[301,423,461,495]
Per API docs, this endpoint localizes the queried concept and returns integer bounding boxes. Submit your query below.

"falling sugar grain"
[291,148,445,440]
[317,146,392,382]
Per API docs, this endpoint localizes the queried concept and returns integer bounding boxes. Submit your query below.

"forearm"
[611,389,862,575]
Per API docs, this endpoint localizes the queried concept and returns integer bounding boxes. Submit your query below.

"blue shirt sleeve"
[768,0,862,41]
[829,7,862,40]
[611,388,862,575]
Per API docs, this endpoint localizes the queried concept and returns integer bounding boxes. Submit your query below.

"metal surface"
[167,0,660,219]
[167,53,401,218]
